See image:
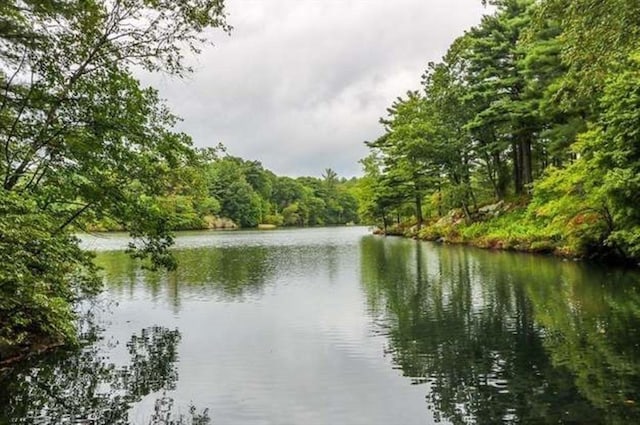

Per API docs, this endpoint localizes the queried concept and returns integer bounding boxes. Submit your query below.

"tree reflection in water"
[0,326,209,425]
[360,236,640,425]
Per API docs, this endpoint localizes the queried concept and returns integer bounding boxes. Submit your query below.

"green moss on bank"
[405,199,623,262]
[416,208,562,254]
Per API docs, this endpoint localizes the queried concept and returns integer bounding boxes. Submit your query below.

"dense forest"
[359,0,640,263]
[85,148,361,232]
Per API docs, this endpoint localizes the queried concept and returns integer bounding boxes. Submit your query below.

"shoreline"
[373,204,638,268]
[377,230,640,269]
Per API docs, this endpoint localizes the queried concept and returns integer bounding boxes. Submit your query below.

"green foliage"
[282,202,303,226]
[263,213,284,226]
[201,156,360,228]
[539,0,640,106]
[208,159,263,228]
[361,0,640,263]
[0,192,100,351]
[368,92,440,227]
[0,0,229,352]
[527,49,640,259]
[591,52,640,258]
[158,195,220,231]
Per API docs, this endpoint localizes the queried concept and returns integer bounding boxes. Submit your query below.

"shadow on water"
[0,324,209,425]
[360,236,640,425]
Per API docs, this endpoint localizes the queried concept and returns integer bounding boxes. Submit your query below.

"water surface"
[2,227,640,424]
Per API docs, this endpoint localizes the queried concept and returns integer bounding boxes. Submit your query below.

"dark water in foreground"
[2,227,640,424]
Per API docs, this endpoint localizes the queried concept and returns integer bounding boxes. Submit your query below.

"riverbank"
[380,201,634,265]
[82,220,359,234]
[83,215,240,232]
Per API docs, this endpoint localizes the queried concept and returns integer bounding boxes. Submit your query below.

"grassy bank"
[416,207,563,255]
[385,199,629,264]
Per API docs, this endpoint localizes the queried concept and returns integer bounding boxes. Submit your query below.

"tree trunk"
[462,157,478,211]
[492,152,505,200]
[468,187,478,212]
[512,141,523,195]
[461,201,472,222]
[415,192,423,229]
[437,182,443,217]
[484,154,500,201]
[521,137,533,190]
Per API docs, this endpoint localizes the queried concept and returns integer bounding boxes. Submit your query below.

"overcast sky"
[142,0,488,178]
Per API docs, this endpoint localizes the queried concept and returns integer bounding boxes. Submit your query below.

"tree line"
[87,147,361,231]
[203,155,359,228]
[359,0,640,262]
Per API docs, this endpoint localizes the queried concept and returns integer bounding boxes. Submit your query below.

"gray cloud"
[142,0,487,178]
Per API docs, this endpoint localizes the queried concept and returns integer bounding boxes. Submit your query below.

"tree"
[0,0,229,352]
[355,0,640,261]
[534,51,640,260]
[538,0,640,108]
[423,54,477,216]
[370,92,442,228]
[272,176,305,213]
[206,157,264,227]
[321,168,339,192]
[464,0,537,195]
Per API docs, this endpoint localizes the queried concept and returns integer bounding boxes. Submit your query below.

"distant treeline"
[359,0,640,262]
[85,147,362,231]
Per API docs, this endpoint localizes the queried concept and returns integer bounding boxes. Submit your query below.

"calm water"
[2,227,640,424]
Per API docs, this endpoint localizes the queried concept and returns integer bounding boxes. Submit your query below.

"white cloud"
[141,0,488,178]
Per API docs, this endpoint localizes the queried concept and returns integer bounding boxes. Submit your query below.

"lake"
[1,227,640,424]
